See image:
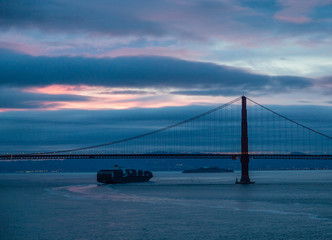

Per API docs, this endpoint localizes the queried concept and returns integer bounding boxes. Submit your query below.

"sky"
[0,0,332,152]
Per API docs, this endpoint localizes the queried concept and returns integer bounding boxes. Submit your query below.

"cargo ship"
[183,166,233,173]
[97,165,153,184]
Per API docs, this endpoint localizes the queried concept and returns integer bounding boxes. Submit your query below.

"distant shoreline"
[0,168,330,174]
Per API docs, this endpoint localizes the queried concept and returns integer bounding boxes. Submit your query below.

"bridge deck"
[1,153,332,161]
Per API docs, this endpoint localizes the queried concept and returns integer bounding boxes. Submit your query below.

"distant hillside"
[1,158,332,173]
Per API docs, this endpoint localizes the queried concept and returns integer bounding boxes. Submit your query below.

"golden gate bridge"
[1,96,332,183]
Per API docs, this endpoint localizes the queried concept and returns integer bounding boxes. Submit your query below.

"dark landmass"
[1,158,332,173]
[183,167,233,173]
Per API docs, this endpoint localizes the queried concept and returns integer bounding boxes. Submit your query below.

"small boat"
[97,165,153,184]
[183,166,233,173]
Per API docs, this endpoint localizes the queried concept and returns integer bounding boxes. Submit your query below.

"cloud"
[97,47,202,60]
[274,0,332,24]
[0,87,90,109]
[0,0,167,37]
[316,76,332,96]
[0,104,331,152]
[1,0,331,43]
[172,75,312,96]
[1,0,332,82]
[101,90,155,95]
[320,76,332,84]
[0,49,313,96]
[0,105,216,151]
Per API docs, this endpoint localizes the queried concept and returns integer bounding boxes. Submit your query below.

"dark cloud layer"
[1,104,331,152]
[0,49,312,96]
[1,0,330,41]
[0,88,90,109]
[0,0,167,36]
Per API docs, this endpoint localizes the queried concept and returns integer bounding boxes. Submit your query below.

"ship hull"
[97,174,153,184]
[97,168,153,184]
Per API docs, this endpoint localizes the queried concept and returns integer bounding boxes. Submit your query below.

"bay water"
[1,171,332,240]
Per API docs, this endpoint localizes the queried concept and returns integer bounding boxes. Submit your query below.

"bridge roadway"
[1,153,332,161]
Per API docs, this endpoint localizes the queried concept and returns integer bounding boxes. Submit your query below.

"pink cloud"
[91,47,202,60]
[274,0,332,24]
[0,41,43,56]
[47,94,232,111]
[0,38,203,62]
[24,85,87,95]
[17,84,234,111]
[275,15,312,24]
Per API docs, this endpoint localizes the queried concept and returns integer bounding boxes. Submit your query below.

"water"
[1,171,332,240]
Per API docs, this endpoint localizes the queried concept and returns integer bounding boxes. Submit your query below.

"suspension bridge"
[1,96,332,183]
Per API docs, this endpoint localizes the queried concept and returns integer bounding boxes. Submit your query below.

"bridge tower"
[237,96,255,184]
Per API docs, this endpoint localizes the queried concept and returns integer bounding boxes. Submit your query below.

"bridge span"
[1,153,332,161]
[1,96,332,183]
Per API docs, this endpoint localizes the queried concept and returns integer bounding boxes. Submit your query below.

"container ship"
[97,165,153,184]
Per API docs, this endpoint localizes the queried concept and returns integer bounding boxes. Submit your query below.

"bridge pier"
[236,96,254,184]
